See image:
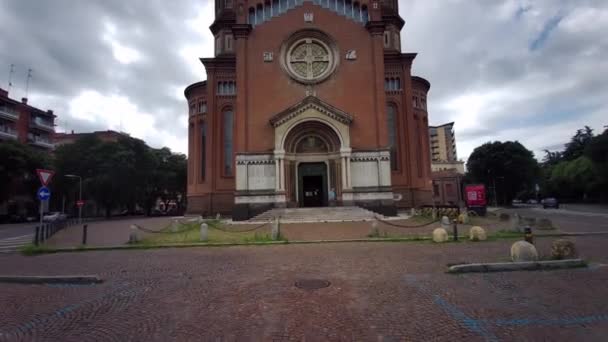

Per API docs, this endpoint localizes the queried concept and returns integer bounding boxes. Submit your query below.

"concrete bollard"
[410,207,416,217]
[171,219,179,232]
[441,216,451,230]
[216,213,221,220]
[128,224,139,244]
[271,217,280,241]
[200,223,208,242]
[510,213,521,231]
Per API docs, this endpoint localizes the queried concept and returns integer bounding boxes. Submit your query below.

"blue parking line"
[490,314,608,327]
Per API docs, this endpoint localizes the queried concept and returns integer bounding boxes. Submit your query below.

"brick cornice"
[365,21,386,36]
[232,24,252,39]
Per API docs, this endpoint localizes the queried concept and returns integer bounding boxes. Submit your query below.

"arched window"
[248,7,255,25]
[387,104,398,171]
[396,77,401,90]
[361,5,368,24]
[256,4,263,23]
[345,0,352,17]
[385,78,389,90]
[223,109,234,176]
[272,0,279,15]
[264,1,271,19]
[280,0,287,13]
[354,2,360,21]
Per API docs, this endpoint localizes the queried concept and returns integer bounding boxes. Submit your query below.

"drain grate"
[295,279,331,290]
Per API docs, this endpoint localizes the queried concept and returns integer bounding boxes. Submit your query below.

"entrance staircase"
[249,206,385,223]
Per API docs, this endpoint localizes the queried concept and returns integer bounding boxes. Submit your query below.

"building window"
[272,0,279,16]
[385,77,401,91]
[256,4,263,23]
[264,1,271,19]
[394,32,401,51]
[201,122,207,180]
[223,109,234,176]
[387,104,398,171]
[217,81,236,95]
[198,101,207,113]
[361,5,368,24]
[189,103,196,115]
[445,183,455,196]
[225,0,233,9]
[215,36,221,55]
[248,7,256,25]
[384,31,390,48]
[433,183,440,196]
[413,96,419,108]
[225,34,233,52]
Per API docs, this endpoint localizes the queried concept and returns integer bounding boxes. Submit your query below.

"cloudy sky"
[1,0,606,160]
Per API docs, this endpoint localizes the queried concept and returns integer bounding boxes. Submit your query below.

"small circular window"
[281,32,338,84]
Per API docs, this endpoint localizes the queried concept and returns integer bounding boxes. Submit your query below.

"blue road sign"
[37,186,51,201]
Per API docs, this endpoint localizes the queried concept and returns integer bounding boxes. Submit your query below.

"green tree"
[466,141,539,205]
[562,126,594,161]
[0,140,50,205]
[53,135,186,217]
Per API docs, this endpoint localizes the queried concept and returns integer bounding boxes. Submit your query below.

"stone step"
[250,206,383,223]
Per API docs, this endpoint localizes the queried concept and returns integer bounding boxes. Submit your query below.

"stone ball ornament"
[469,226,487,241]
[510,241,539,262]
[432,228,448,243]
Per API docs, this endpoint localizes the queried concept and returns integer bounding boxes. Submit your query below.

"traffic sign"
[37,186,51,201]
[36,169,55,186]
[76,200,85,207]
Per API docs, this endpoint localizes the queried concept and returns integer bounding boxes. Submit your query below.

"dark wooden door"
[302,175,323,207]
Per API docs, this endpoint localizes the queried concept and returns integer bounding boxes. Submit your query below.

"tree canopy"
[53,135,187,217]
[0,140,50,203]
[466,141,539,205]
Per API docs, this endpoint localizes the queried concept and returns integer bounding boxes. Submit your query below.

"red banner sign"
[465,184,487,207]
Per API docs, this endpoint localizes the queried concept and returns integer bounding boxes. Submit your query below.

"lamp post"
[65,174,82,224]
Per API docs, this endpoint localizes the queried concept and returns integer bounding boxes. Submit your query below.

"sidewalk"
[45,217,174,248]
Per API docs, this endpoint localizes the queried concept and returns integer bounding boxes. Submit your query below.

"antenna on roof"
[25,68,33,98]
[7,64,14,92]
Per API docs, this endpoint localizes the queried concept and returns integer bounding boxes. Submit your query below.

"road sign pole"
[39,200,43,239]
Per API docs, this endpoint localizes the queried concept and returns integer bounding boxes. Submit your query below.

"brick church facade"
[185,0,432,220]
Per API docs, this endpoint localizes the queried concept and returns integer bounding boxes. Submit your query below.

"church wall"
[244,3,383,153]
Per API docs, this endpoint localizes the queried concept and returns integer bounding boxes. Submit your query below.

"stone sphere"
[469,226,487,241]
[510,241,539,262]
[537,218,554,230]
[432,228,449,243]
[551,239,577,260]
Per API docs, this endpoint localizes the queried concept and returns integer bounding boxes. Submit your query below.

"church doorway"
[298,162,328,207]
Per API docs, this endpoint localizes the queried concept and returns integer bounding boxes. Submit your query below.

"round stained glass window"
[283,36,337,84]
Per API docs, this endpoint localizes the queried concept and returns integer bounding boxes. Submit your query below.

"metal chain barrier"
[133,218,273,235]
[374,216,439,229]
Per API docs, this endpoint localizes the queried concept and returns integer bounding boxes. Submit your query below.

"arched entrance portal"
[283,120,342,207]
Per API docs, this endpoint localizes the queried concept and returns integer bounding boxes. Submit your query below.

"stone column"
[279,158,285,191]
[275,159,281,191]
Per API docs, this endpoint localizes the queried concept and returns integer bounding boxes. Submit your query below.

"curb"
[447,259,587,274]
[0,275,103,285]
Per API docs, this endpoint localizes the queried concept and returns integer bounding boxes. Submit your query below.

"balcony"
[0,126,18,140]
[0,107,19,121]
[29,117,54,132]
[28,135,54,149]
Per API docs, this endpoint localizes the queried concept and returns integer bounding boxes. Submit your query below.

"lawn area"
[139,220,279,245]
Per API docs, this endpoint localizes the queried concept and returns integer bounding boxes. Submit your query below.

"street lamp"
[65,174,82,224]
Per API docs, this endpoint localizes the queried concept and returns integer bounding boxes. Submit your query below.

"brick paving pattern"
[1,235,608,341]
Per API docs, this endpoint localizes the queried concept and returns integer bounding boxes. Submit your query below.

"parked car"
[512,199,522,205]
[526,199,538,204]
[42,212,67,222]
[542,197,559,209]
